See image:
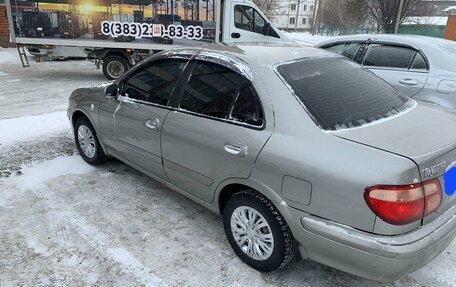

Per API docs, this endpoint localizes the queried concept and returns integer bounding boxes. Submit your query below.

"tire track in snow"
[6,155,166,286]
[32,184,166,286]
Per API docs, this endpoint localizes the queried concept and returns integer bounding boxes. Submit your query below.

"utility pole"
[394,0,405,33]
[295,0,301,31]
[310,0,319,35]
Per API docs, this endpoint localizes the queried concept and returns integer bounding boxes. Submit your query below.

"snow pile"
[403,16,448,26]
[15,155,94,189]
[285,32,334,45]
[0,111,70,145]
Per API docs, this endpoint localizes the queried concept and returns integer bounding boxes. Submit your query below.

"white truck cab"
[221,0,291,44]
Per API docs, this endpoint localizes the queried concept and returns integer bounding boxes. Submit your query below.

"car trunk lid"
[333,103,456,218]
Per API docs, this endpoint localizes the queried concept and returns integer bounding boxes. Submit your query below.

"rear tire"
[74,117,107,165]
[223,190,296,272]
[102,55,129,80]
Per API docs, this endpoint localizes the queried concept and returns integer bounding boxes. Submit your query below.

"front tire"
[74,117,107,165]
[223,190,296,272]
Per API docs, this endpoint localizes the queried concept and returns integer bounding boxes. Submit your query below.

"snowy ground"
[0,47,455,287]
[285,32,333,45]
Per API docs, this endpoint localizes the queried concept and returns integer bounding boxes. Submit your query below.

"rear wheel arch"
[218,183,251,214]
[217,181,284,214]
[221,187,297,271]
[101,50,132,65]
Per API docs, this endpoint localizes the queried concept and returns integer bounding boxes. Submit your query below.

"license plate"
[443,166,456,196]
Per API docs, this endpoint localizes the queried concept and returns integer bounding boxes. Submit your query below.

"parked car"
[318,34,456,109]
[68,44,456,282]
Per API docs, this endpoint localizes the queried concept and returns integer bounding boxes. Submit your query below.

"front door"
[112,58,188,179]
[161,59,272,203]
[228,3,280,43]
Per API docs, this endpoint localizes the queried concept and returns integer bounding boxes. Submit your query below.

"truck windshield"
[276,57,412,131]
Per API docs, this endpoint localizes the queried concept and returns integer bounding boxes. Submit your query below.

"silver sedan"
[318,34,456,109]
[67,44,456,282]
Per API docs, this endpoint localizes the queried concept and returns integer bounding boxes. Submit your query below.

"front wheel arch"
[73,115,108,165]
[71,110,88,129]
[71,110,109,158]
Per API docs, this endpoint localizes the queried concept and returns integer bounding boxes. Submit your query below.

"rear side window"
[123,59,187,105]
[362,44,416,69]
[277,57,412,131]
[230,85,264,126]
[410,53,427,70]
[325,42,362,60]
[180,61,248,119]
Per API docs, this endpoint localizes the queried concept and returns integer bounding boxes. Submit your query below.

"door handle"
[145,119,160,131]
[231,33,241,39]
[399,79,418,86]
[224,143,247,157]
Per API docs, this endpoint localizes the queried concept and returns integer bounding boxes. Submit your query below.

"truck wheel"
[103,55,129,80]
[74,117,107,165]
[223,190,296,272]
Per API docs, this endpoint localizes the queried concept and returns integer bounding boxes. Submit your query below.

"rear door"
[360,43,429,97]
[111,57,189,179]
[322,41,365,62]
[160,58,272,203]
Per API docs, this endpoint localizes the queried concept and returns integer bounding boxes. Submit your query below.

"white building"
[269,0,316,31]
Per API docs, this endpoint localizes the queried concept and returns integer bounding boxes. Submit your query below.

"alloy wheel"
[77,125,96,159]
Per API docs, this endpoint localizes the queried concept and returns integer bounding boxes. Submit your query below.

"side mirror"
[263,22,271,36]
[104,84,117,98]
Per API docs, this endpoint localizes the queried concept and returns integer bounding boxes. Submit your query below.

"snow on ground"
[0,111,69,145]
[0,48,104,119]
[0,47,23,65]
[285,32,334,45]
[0,44,455,287]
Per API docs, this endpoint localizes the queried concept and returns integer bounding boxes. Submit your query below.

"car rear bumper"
[287,204,456,282]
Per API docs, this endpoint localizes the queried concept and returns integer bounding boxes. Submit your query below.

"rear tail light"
[423,179,442,216]
[364,179,442,225]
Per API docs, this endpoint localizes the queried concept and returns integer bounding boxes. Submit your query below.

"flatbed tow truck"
[5,0,292,79]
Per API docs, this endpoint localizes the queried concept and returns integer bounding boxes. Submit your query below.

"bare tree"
[252,0,280,19]
[319,0,369,33]
[365,0,421,33]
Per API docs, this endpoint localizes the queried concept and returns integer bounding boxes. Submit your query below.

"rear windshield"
[276,57,412,131]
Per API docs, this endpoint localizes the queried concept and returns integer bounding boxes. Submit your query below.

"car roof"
[318,33,452,47]
[162,42,335,69]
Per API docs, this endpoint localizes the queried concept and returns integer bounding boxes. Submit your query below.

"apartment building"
[269,0,316,31]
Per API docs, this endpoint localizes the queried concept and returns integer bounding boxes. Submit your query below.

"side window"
[179,61,248,119]
[325,42,362,60]
[123,59,187,105]
[234,5,266,34]
[362,44,416,69]
[410,53,427,70]
[230,85,264,127]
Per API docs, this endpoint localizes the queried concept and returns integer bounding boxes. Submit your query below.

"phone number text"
[101,21,203,40]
